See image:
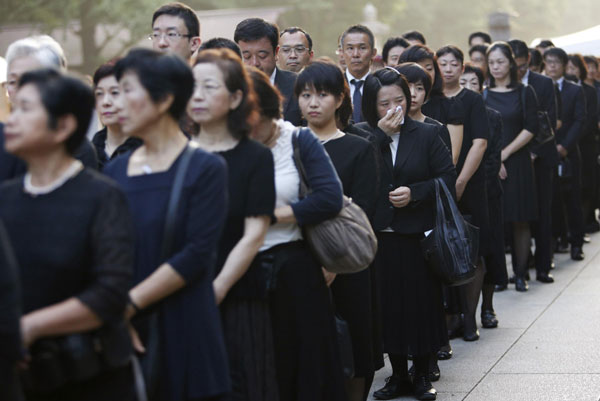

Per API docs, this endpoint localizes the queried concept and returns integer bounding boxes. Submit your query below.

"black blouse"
[216,138,276,298]
[92,128,143,170]
[422,95,465,126]
[323,133,379,220]
[484,107,504,198]
[0,169,133,324]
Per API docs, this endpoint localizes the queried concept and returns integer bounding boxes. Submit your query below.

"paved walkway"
[369,232,600,401]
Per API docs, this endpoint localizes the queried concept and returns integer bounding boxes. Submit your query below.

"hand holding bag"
[291,129,377,274]
[421,178,479,286]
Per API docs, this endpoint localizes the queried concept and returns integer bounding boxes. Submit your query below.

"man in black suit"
[510,39,559,282]
[545,48,587,261]
[234,18,302,126]
[340,25,377,124]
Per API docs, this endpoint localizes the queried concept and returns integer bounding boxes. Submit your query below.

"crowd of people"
[0,2,599,401]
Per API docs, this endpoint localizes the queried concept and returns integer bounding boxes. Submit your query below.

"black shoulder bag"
[140,144,196,401]
[421,178,479,286]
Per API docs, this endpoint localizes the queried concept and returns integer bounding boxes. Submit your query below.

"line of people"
[1,3,599,401]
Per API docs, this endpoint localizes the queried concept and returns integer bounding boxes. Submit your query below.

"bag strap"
[160,144,196,261]
[482,88,488,101]
[520,84,528,123]
[291,128,311,199]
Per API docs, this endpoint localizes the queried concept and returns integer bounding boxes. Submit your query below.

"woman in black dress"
[399,45,464,165]
[248,68,348,401]
[484,42,538,292]
[187,49,277,401]
[295,60,379,401]
[360,68,456,401]
[91,60,142,169]
[0,69,134,401]
[460,64,508,326]
[105,49,231,401]
[566,54,599,231]
[437,45,490,340]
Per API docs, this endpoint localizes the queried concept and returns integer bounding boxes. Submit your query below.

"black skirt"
[503,149,538,222]
[484,193,509,286]
[459,179,490,258]
[375,232,448,357]
[220,298,279,401]
[330,268,374,377]
[267,241,347,401]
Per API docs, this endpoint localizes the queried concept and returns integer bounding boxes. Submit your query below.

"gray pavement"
[368,232,600,401]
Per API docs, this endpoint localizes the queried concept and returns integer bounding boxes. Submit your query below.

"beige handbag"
[292,129,378,274]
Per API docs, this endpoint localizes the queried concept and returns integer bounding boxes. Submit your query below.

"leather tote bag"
[291,129,377,274]
[421,178,479,286]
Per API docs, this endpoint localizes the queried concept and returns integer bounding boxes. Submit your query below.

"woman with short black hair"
[0,68,135,400]
[359,68,456,401]
[295,60,379,401]
[104,48,231,401]
[399,45,464,165]
[92,60,142,169]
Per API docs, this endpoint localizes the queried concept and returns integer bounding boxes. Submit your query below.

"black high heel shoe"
[481,309,498,328]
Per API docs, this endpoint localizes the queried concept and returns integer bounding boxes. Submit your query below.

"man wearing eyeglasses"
[277,27,314,73]
[150,2,201,62]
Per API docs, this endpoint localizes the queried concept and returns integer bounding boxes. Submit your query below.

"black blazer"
[0,124,26,183]
[557,79,586,155]
[357,118,456,233]
[274,67,303,126]
[527,71,560,166]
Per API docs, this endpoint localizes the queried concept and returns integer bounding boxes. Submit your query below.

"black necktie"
[351,79,364,123]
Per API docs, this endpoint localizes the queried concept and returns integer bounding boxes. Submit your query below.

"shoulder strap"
[160,144,196,261]
[291,128,310,199]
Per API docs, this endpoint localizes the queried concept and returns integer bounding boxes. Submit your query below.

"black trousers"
[552,152,585,248]
[532,158,554,274]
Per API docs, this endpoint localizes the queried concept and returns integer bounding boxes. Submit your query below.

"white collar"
[556,76,565,90]
[345,69,370,83]
[269,68,277,85]
[522,69,530,85]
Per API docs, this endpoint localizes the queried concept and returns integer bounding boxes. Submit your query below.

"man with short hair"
[402,30,426,46]
[509,39,559,283]
[468,44,488,75]
[277,27,313,73]
[544,47,587,261]
[150,2,201,62]
[340,25,377,123]
[234,18,302,126]
[468,31,491,47]
[382,37,410,67]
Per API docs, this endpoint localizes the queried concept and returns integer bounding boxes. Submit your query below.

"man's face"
[6,55,43,102]
[586,62,599,81]
[277,31,313,73]
[239,37,277,77]
[385,46,406,68]
[469,36,487,47]
[342,32,376,78]
[151,14,200,61]
[544,55,565,81]
[469,51,487,73]
[514,56,530,81]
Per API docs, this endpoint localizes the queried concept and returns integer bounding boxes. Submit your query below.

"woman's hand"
[500,149,510,163]
[456,179,466,201]
[20,315,40,349]
[389,186,411,208]
[213,280,228,305]
[322,268,337,287]
[377,107,404,135]
[128,322,145,353]
[499,163,508,180]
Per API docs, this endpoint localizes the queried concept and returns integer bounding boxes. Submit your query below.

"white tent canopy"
[532,24,600,56]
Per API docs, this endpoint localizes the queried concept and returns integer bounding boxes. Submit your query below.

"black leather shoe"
[481,309,498,328]
[429,360,440,382]
[584,234,591,243]
[515,277,529,292]
[555,238,570,254]
[414,375,437,400]
[373,375,413,400]
[536,272,554,283]
[494,284,507,292]
[571,247,585,261]
[509,272,530,283]
[463,329,480,341]
[437,345,453,360]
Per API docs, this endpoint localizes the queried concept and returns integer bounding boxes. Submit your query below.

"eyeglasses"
[148,32,192,42]
[280,46,308,55]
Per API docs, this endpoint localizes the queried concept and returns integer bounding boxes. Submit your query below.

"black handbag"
[140,144,197,401]
[421,178,479,286]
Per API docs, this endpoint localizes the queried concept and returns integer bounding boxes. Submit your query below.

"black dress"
[323,134,378,377]
[92,128,142,170]
[484,85,538,222]
[455,88,490,257]
[422,95,465,127]
[579,83,599,214]
[423,116,452,153]
[214,138,278,401]
[0,169,135,401]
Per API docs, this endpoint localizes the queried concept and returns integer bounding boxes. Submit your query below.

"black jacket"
[528,71,560,166]
[357,118,456,233]
[274,67,303,126]
[557,79,586,155]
